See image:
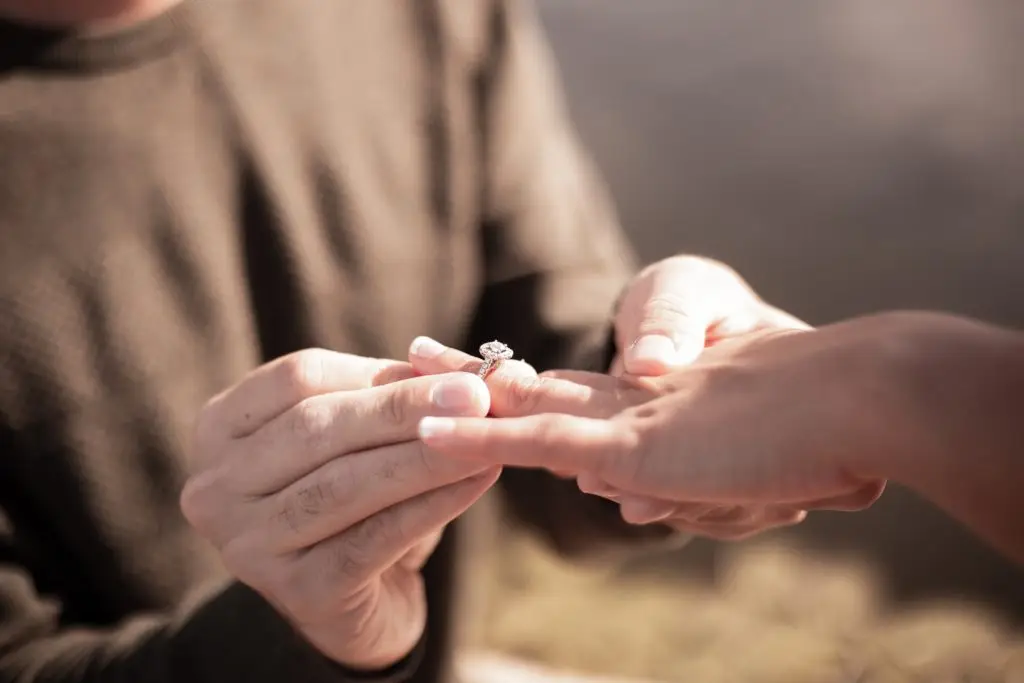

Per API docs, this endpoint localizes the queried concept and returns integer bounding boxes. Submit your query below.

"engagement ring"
[477,340,514,378]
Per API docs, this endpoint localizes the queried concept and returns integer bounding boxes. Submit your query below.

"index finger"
[417,413,635,474]
[203,349,415,440]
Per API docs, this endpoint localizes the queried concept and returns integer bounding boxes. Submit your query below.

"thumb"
[623,293,709,376]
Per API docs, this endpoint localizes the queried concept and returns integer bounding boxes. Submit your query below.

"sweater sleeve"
[466,0,638,375]
[469,0,689,561]
[0,505,425,683]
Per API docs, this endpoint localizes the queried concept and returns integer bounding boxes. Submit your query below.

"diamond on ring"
[477,340,514,378]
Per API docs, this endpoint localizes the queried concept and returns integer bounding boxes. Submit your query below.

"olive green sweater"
[0,2,671,682]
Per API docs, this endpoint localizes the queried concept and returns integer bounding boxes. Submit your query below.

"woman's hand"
[416,322,902,541]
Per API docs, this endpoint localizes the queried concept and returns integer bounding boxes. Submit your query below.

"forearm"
[0,580,422,683]
[860,311,1024,564]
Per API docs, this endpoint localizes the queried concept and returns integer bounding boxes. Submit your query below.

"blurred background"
[471,1,1024,680]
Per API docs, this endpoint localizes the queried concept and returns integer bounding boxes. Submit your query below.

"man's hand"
[614,255,810,376]
[409,337,611,477]
[179,349,500,671]
[414,326,892,541]
[408,337,589,416]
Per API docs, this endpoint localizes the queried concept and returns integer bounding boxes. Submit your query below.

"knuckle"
[372,361,416,387]
[287,399,335,453]
[499,359,537,381]
[640,294,691,328]
[412,440,439,478]
[408,440,473,483]
[274,502,303,537]
[457,358,481,374]
[501,375,545,414]
[332,544,372,584]
[376,386,409,426]
[530,414,567,448]
[332,516,389,582]
[281,349,331,401]
[534,371,585,401]
[279,477,342,532]
[373,450,405,482]
[353,512,393,553]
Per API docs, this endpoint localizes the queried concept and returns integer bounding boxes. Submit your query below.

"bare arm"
[860,312,1024,565]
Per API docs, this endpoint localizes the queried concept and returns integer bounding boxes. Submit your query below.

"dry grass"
[474,532,1024,683]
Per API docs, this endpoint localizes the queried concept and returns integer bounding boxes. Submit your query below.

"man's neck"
[0,0,181,32]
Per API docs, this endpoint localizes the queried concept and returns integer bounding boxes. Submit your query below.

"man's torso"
[0,0,499,671]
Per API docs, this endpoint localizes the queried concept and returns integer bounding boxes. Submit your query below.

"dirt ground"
[475,531,1024,683]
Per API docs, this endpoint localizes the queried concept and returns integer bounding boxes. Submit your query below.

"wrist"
[847,311,1024,488]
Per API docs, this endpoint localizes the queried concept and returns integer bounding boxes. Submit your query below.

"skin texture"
[179,255,802,669]
[413,255,819,539]
[414,328,886,541]
[180,351,502,670]
[590,255,818,535]
[614,256,810,377]
[418,311,1024,565]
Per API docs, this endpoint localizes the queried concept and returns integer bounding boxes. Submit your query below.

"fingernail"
[621,498,677,525]
[468,466,502,482]
[626,334,678,367]
[430,375,484,410]
[411,336,446,359]
[418,416,456,440]
[577,471,615,497]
